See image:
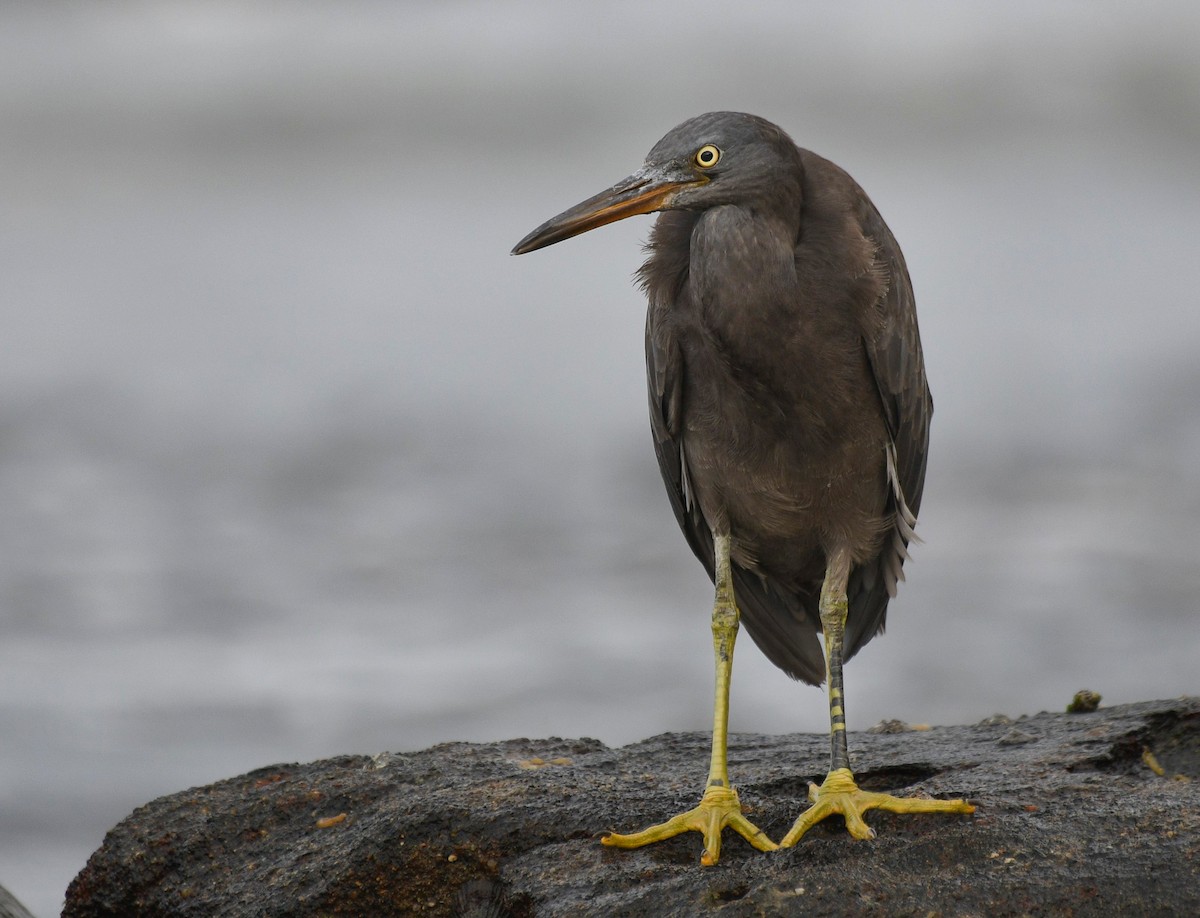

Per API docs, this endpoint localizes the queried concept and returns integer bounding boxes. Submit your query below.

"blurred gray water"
[2,1,1199,914]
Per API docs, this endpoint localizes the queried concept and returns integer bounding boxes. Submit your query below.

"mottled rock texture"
[65,698,1198,917]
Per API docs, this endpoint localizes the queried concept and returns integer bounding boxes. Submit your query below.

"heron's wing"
[642,214,826,685]
[844,191,933,660]
[642,213,714,576]
[645,312,712,571]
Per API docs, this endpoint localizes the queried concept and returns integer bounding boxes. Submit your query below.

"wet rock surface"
[64,698,1198,917]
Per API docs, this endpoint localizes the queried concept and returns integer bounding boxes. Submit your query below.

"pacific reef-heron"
[512,111,973,865]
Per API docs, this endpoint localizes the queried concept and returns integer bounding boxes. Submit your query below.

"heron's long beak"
[512,164,703,255]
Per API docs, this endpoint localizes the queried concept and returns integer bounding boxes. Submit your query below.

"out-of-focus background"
[2,1,1198,913]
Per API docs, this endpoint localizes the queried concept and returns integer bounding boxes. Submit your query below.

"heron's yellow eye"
[694,144,721,169]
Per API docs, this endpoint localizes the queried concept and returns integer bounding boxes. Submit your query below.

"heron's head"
[512,111,802,255]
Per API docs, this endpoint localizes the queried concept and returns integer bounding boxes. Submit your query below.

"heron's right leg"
[779,547,974,846]
[602,533,776,865]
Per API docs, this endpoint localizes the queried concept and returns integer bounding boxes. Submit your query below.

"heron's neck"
[690,204,802,347]
[682,203,862,423]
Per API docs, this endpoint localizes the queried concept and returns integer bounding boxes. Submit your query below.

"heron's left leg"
[779,548,974,847]
[602,533,776,865]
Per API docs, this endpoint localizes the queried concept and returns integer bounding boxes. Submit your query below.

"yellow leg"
[602,533,776,865]
[779,548,974,848]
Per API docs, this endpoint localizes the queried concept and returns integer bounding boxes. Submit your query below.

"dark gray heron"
[512,112,973,865]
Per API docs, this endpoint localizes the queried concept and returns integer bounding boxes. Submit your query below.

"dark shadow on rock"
[63,698,1198,917]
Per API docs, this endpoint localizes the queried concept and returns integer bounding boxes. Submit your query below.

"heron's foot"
[602,784,777,866]
[778,767,974,847]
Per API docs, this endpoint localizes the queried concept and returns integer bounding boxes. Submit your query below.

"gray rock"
[64,698,1199,917]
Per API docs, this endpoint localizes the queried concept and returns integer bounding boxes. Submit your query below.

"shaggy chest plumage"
[643,195,891,583]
